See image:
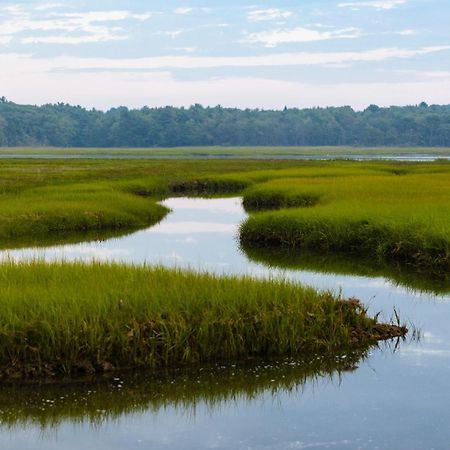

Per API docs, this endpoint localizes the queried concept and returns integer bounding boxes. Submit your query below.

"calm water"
[1,197,450,450]
[0,153,449,161]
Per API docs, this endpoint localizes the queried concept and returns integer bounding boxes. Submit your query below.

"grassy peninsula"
[239,164,450,275]
[0,261,405,379]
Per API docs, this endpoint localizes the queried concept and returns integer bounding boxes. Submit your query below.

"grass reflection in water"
[0,351,378,430]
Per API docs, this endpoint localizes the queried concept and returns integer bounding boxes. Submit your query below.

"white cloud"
[21,34,127,45]
[422,71,450,79]
[201,23,229,28]
[247,9,293,22]
[0,45,449,109]
[174,7,193,15]
[396,29,416,36]
[132,13,153,21]
[173,7,211,15]
[391,69,450,80]
[1,46,446,72]
[0,5,25,15]
[0,36,13,45]
[162,29,185,39]
[0,8,153,45]
[173,47,197,53]
[52,10,151,22]
[244,26,362,47]
[338,1,407,10]
[34,3,65,11]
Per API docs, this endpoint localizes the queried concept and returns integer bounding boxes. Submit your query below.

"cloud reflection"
[146,221,238,234]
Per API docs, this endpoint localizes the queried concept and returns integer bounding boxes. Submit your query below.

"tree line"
[0,98,449,147]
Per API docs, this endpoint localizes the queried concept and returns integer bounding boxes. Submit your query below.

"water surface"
[1,197,450,450]
[0,153,449,161]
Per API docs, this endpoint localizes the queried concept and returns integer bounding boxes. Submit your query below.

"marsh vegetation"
[1,157,449,378]
[0,261,405,378]
[240,166,450,275]
[0,158,448,276]
[0,154,448,450]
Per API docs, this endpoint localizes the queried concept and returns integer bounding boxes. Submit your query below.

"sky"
[0,0,449,110]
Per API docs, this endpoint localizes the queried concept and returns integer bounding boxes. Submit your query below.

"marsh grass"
[169,175,252,194]
[0,158,300,244]
[0,158,448,272]
[243,186,321,210]
[0,261,405,379]
[240,168,450,275]
[0,183,169,244]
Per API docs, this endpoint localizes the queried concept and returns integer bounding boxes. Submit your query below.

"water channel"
[1,197,449,450]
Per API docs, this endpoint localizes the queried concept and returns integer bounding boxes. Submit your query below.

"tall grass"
[243,186,321,210]
[0,261,405,379]
[240,169,450,275]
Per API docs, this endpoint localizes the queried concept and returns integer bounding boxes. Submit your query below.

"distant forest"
[1,97,450,147]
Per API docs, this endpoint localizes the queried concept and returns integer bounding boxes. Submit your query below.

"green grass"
[0,261,405,379]
[0,181,169,242]
[0,157,438,381]
[239,164,450,275]
[0,158,299,247]
[0,159,393,246]
[0,158,448,275]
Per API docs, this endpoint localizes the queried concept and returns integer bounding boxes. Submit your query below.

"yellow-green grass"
[0,181,170,243]
[0,158,309,247]
[240,168,450,275]
[0,158,449,275]
[0,159,387,247]
[0,261,405,379]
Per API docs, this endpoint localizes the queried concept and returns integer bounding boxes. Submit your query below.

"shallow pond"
[1,197,450,450]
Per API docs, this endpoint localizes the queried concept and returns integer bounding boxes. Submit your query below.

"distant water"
[0,153,449,161]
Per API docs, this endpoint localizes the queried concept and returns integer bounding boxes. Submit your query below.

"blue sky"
[0,0,449,109]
